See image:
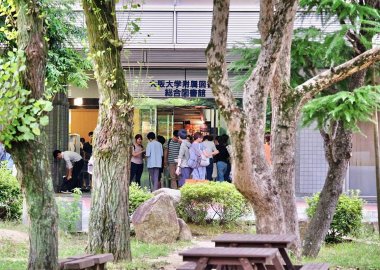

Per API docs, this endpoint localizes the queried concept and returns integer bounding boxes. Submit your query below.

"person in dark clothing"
[157,135,166,188]
[53,150,84,193]
[214,135,230,182]
[83,131,93,160]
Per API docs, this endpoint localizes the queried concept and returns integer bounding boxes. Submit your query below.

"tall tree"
[0,0,59,268]
[300,0,380,257]
[82,0,133,261]
[206,0,380,252]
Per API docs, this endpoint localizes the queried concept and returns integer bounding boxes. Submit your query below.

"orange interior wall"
[69,109,98,142]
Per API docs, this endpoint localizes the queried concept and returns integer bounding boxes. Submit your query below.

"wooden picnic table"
[179,247,284,270]
[212,234,296,270]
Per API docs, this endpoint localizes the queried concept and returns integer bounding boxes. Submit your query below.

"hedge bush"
[177,181,250,225]
[129,183,153,214]
[0,162,22,220]
[306,190,364,243]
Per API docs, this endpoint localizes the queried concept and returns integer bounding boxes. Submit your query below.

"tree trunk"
[11,139,59,270]
[302,121,352,257]
[11,0,59,269]
[82,0,133,261]
[206,0,380,254]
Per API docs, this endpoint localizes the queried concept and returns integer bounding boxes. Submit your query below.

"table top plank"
[180,247,278,259]
[212,234,296,246]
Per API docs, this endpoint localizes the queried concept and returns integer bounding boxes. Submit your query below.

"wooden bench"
[59,253,114,270]
[213,233,296,270]
[211,234,329,270]
[177,261,329,270]
[179,247,284,270]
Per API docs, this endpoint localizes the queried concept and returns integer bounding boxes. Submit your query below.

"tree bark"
[302,121,352,257]
[206,0,299,235]
[207,0,380,254]
[82,0,132,261]
[11,140,59,270]
[11,0,59,269]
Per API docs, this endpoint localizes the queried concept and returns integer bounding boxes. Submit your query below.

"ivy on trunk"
[82,0,133,261]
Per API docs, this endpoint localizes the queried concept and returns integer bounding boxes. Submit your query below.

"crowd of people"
[130,129,232,191]
[53,129,233,193]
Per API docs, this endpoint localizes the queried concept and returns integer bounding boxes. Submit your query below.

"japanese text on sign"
[150,80,210,98]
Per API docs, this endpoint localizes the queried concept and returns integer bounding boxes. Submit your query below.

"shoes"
[61,190,72,194]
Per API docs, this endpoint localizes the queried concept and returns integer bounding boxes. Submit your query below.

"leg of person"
[72,159,84,189]
[225,162,231,183]
[181,167,192,185]
[61,177,70,192]
[216,161,227,182]
[130,162,137,185]
[152,167,160,191]
[192,167,200,180]
[206,158,213,180]
[169,163,178,189]
[135,163,144,186]
[148,168,154,190]
[199,166,206,180]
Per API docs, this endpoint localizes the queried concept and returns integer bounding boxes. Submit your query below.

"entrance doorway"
[156,106,218,140]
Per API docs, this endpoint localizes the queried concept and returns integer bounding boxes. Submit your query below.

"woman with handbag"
[190,132,211,180]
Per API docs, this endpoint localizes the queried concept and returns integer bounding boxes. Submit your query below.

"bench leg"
[279,248,294,270]
[195,257,209,270]
[272,256,285,270]
[255,263,268,270]
[239,258,254,270]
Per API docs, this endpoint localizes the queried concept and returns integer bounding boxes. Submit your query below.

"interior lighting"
[73,98,83,106]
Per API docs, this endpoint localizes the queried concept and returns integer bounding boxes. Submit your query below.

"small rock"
[132,193,179,243]
[177,218,192,241]
[152,188,181,206]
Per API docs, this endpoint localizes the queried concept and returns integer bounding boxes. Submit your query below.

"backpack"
[187,144,201,169]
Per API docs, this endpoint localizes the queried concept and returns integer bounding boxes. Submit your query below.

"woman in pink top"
[130,134,145,186]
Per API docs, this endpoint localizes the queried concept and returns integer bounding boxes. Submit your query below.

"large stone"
[152,188,181,206]
[177,218,192,241]
[131,193,180,243]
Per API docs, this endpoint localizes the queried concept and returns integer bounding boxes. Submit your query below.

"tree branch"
[297,47,380,108]
[206,0,243,131]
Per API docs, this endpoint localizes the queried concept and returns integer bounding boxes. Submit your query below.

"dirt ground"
[153,238,214,270]
[0,228,211,269]
[0,229,28,243]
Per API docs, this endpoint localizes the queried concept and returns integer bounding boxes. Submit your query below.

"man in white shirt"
[53,150,84,193]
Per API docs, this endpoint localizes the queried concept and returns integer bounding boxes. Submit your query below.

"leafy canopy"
[302,85,380,132]
[0,0,91,146]
[0,50,53,146]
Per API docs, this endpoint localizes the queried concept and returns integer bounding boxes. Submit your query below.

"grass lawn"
[302,241,380,269]
[1,221,380,269]
[0,222,190,270]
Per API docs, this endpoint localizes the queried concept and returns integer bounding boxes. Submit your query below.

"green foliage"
[0,162,22,220]
[43,0,91,94]
[302,85,380,132]
[0,50,53,146]
[0,0,91,95]
[300,0,380,51]
[291,27,352,87]
[57,188,82,233]
[306,190,364,243]
[129,183,153,214]
[177,182,250,225]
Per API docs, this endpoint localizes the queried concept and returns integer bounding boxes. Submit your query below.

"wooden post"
[373,110,380,235]
[372,67,380,235]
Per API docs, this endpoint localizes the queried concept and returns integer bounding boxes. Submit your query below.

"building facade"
[57,0,379,199]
